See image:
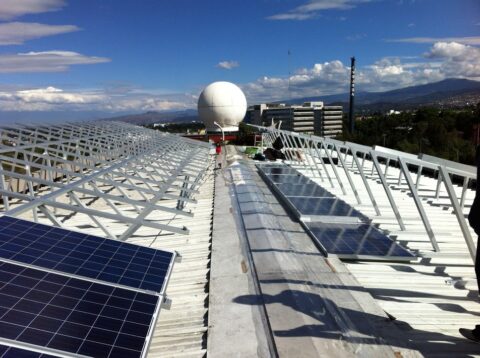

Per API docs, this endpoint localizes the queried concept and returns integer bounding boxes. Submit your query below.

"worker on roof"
[460,145,480,343]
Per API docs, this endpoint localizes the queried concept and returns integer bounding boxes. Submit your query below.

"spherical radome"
[197,81,247,132]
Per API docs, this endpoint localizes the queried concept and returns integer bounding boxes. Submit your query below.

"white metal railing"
[250,124,477,262]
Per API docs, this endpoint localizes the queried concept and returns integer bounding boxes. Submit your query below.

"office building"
[247,101,343,137]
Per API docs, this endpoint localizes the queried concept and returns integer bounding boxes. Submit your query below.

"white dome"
[197,81,247,132]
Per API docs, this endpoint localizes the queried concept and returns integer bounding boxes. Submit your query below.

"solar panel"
[257,163,286,168]
[257,164,365,222]
[266,174,312,185]
[0,216,174,294]
[287,197,369,223]
[256,163,414,261]
[303,222,415,261]
[0,343,59,358]
[276,183,334,198]
[258,167,300,175]
[0,261,159,358]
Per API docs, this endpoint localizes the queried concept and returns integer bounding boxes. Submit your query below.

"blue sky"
[0,0,479,116]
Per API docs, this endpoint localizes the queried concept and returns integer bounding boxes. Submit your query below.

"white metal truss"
[0,121,213,240]
[251,124,477,262]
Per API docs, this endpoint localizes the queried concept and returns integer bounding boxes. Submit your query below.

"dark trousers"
[476,237,480,294]
[473,237,480,336]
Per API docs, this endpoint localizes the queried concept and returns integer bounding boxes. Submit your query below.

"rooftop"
[0,121,479,357]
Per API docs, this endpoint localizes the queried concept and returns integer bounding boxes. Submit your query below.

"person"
[460,146,480,342]
[215,142,222,155]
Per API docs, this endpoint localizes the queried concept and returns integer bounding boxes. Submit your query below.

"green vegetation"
[340,104,480,165]
[244,147,259,155]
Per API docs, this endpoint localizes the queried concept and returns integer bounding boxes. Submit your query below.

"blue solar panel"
[0,344,59,358]
[257,163,414,260]
[0,216,173,293]
[259,167,300,175]
[0,261,158,358]
[287,197,369,222]
[304,222,415,260]
[257,163,286,168]
[276,183,334,198]
[266,174,312,185]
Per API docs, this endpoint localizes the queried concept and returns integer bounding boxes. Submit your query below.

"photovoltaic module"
[0,215,175,358]
[257,164,415,261]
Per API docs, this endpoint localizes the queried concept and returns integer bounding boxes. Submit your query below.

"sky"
[0,0,479,119]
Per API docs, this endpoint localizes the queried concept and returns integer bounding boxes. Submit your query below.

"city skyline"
[0,0,478,118]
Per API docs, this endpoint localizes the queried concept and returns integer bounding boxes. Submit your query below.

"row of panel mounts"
[257,163,415,261]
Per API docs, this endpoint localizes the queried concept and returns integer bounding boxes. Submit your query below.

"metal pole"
[398,157,439,251]
[349,56,356,134]
[371,154,406,230]
[214,121,225,142]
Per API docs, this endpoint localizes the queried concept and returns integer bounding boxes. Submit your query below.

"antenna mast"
[349,56,356,134]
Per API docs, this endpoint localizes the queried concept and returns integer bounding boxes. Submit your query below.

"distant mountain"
[76,78,480,126]
[283,78,480,109]
[101,109,199,125]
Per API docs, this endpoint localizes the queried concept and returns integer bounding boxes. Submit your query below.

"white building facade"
[247,101,343,137]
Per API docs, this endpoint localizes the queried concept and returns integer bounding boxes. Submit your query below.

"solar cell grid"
[266,174,312,185]
[287,197,369,221]
[257,163,286,168]
[259,167,300,175]
[275,183,334,198]
[0,261,158,358]
[256,164,414,260]
[0,216,173,293]
[304,223,414,259]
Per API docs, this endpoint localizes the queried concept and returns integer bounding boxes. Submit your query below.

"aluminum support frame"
[0,121,211,240]
[248,124,477,261]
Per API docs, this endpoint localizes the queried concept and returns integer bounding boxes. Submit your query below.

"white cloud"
[424,42,480,78]
[425,42,479,59]
[0,22,80,45]
[387,36,480,45]
[216,60,239,70]
[373,63,404,76]
[14,87,104,104]
[105,97,194,112]
[0,86,196,112]
[0,0,65,20]
[0,87,105,111]
[268,12,316,21]
[240,41,480,102]
[242,60,350,102]
[267,0,372,21]
[0,51,110,73]
[367,60,426,90]
[3,42,480,113]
